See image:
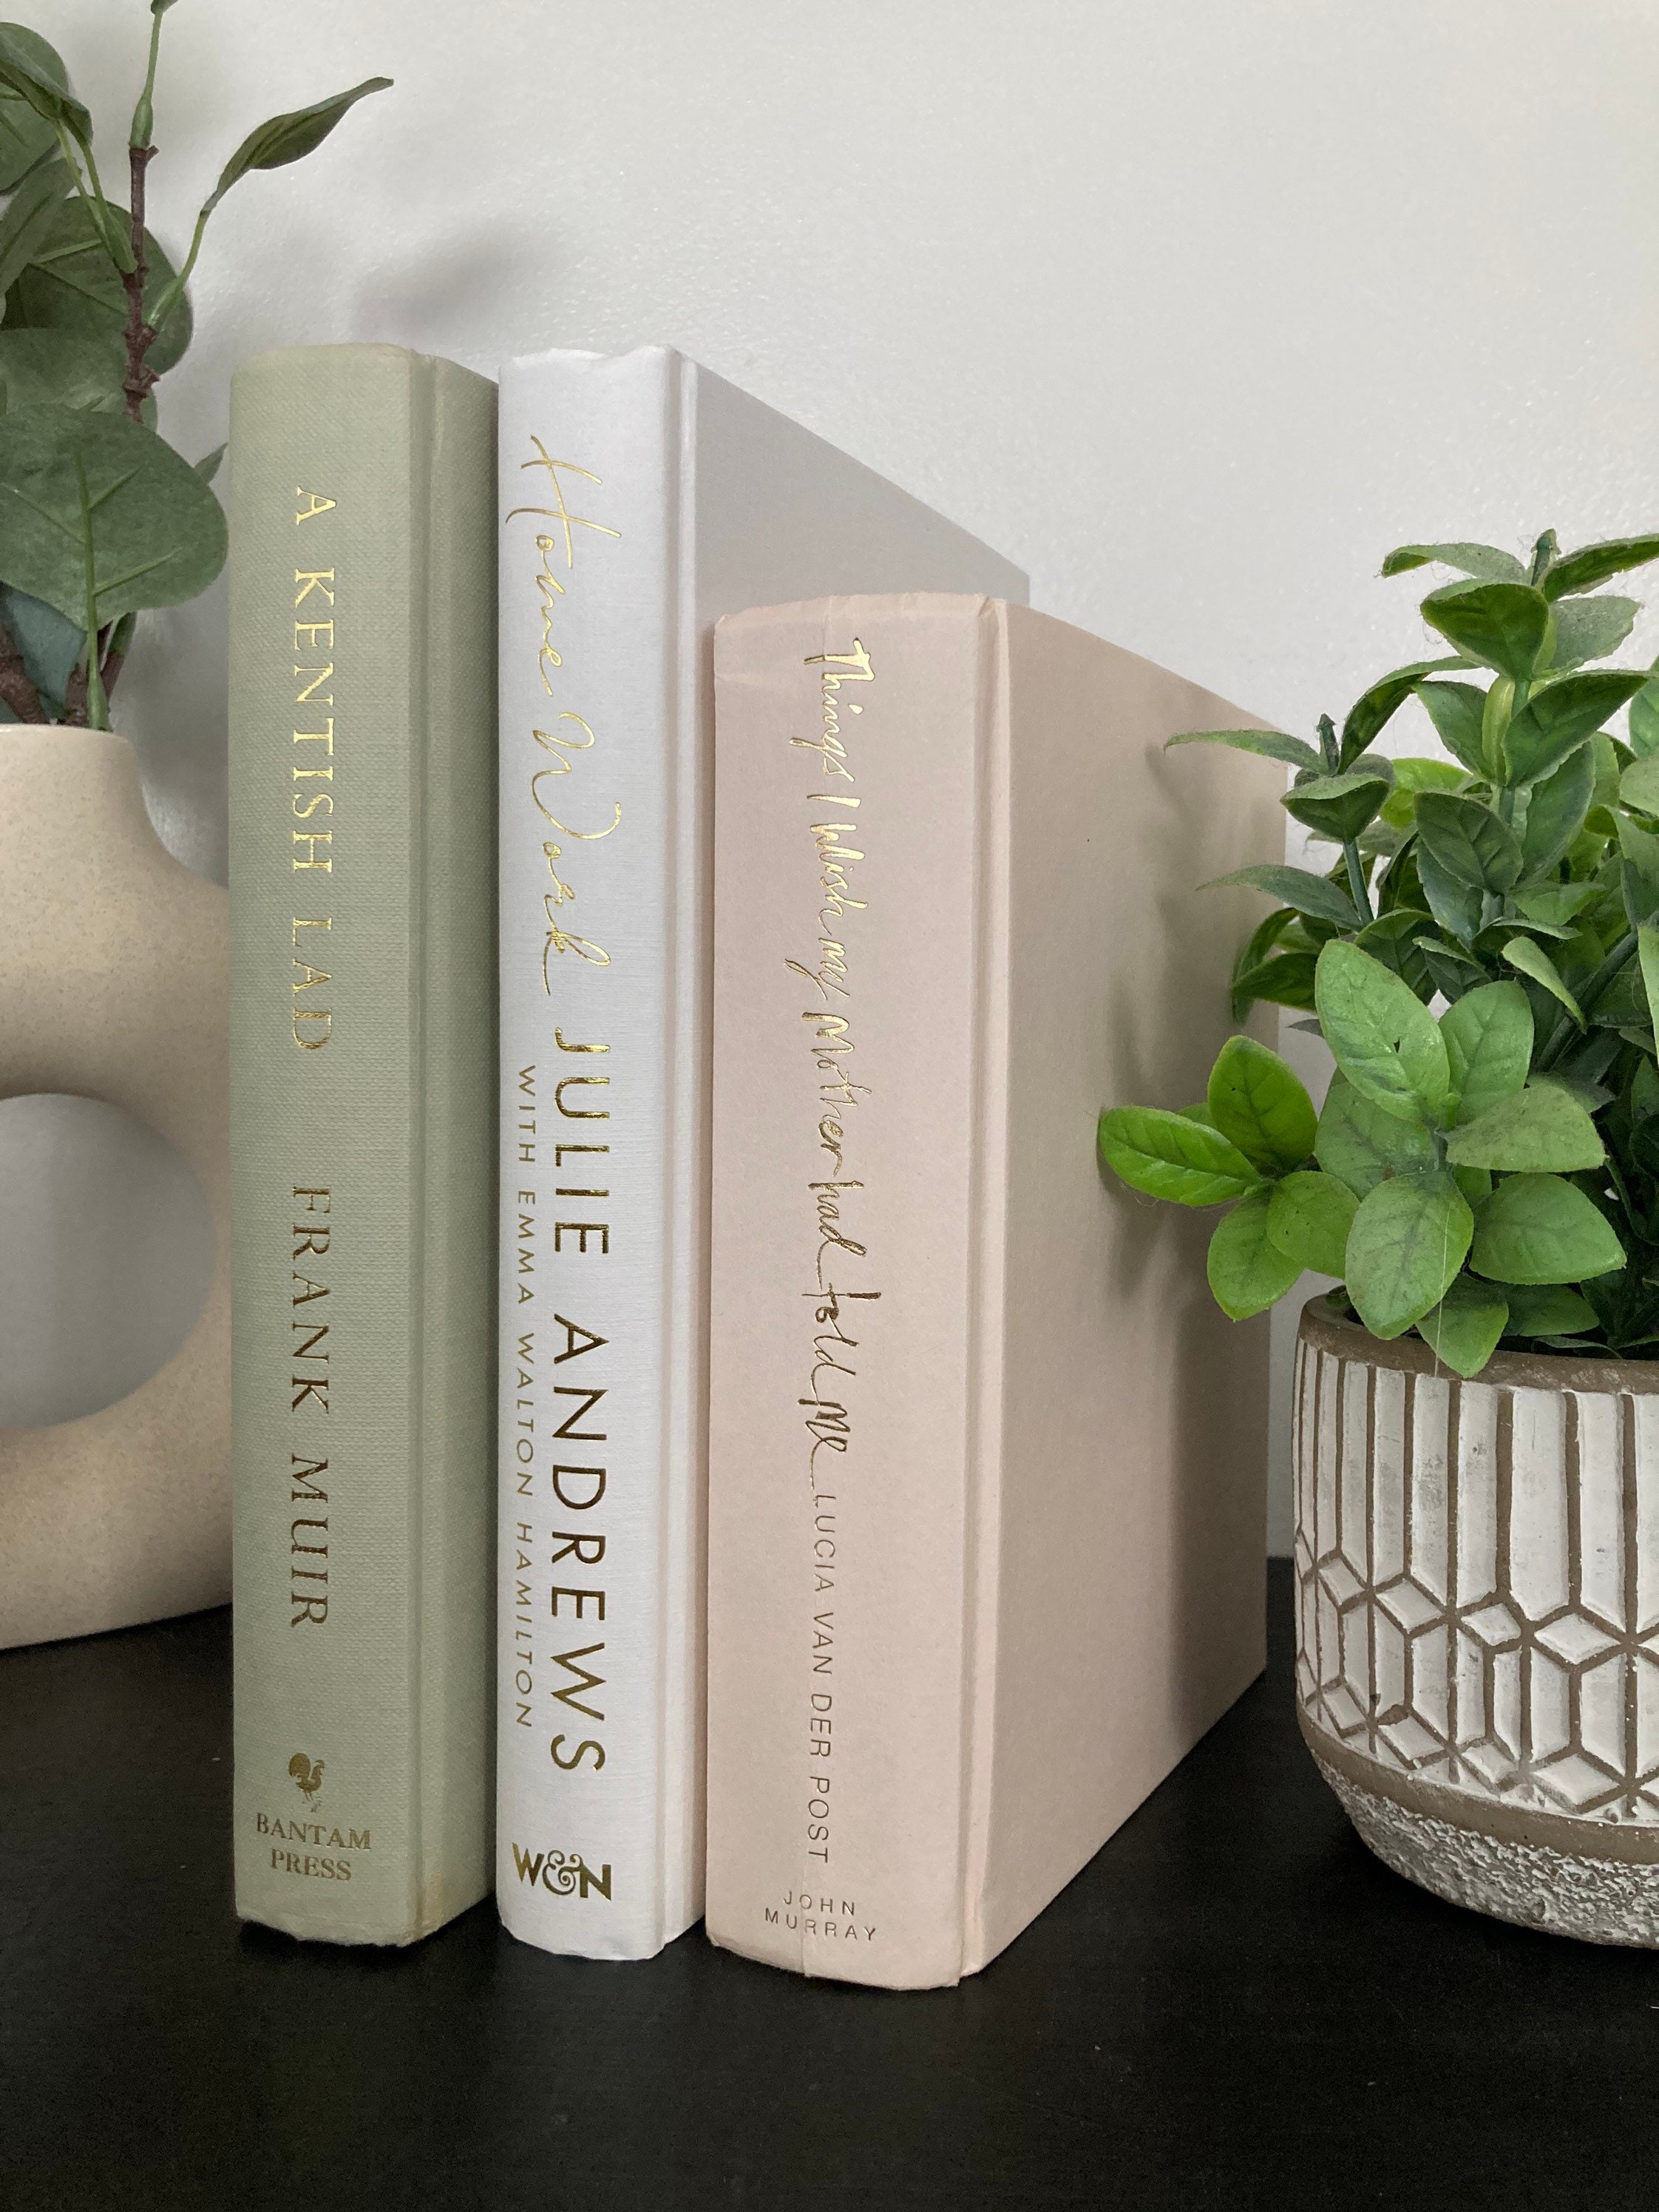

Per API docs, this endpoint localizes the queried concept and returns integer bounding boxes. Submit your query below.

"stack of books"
[227,342,1275,1989]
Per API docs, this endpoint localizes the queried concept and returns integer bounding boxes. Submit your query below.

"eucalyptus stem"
[73,453,108,732]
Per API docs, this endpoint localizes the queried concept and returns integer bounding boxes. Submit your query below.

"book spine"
[705,597,1001,1989]
[230,346,498,1944]
[495,350,694,1958]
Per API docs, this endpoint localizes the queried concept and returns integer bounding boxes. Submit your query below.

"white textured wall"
[16,0,1659,1544]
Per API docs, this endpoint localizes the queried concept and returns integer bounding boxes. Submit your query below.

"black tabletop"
[3,1561,1655,2211]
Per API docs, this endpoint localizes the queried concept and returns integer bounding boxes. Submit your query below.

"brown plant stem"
[121,141,160,424]
[0,622,44,722]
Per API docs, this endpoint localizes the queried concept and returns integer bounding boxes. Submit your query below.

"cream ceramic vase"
[0,728,230,1648]
[1295,1295,1659,1944]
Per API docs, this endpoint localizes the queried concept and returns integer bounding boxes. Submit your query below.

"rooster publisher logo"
[289,1752,325,1802]
[509,1843,611,1900]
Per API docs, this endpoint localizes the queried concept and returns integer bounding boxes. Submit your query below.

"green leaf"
[1628,674,1659,759]
[1503,669,1646,786]
[1344,1170,1474,1339]
[0,29,67,191]
[0,146,69,295]
[1638,923,1659,1039]
[1621,756,1659,817]
[1469,1173,1625,1284]
[1519,743,1595,880]
[1206,1191,1304,1320]
[204,77,393,207]
[1621,813,1659,929]
[1167,727,1324,773]
[1380,758,1470,830]
[193,442,225,485]
[1586,957,1648,1030]
[0,23,88,142]
[1230,951,1318,1012]
[0,580,78,716]
[1453,1164,1493,1206]
[1207,1036,1317,1171]
[1355,910,1433,998]
[1513,881,1601,928]
[1315,940,1452,1125]
[1281,770,1391,843]
[1440,982,1532,1126]
[5,195,194,376]
[1542,535,1659,600]
[1314,1071,1439,1196]
[1204,864,1360,931]
[1413,839,1482,946]
[1503,1283,1598,1337]
[1547,594,1638,671]
[0,329,135,418]
[1178,1103,1217,1127]
[1422,580,1553,681]
[1414,791,1524,893]
[1382,542,1526,583]
[1098,1106,1265,1207]
[0,404,226,626]
[1414,680,1489,775]
[1340,657,1470,767]
[1417,1278,1510,1377]
[1445,1084,1605,1173]
[1502,935,1584,1026]
[1266,1170,1357,1277]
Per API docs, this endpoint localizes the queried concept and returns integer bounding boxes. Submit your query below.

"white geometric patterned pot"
[1294,1295,1659,1946]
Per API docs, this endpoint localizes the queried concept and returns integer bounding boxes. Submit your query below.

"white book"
[495,345,1027,1960]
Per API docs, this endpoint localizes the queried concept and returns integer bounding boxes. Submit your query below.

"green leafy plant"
[1101,529,1659,1377]
[0,7,390,727]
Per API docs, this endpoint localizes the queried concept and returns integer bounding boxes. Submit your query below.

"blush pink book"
[706,594,1282,1989]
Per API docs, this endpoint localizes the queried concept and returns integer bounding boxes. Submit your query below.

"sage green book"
[228,345,497,1944]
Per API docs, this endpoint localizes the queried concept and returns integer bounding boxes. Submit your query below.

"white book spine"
[495,347,699,1958]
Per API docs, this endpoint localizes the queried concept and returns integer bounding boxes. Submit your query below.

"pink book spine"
[706,595,1002,1989]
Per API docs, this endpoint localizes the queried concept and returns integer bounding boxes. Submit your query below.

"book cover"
[229,345,497,1944]
[495,348,1026,1960]
[705,594,1280,1988]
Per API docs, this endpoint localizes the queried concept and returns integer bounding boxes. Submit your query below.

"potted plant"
[0,7,387,1646]
[1101,526,1659,1944]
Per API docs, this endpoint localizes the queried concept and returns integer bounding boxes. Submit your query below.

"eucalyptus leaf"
[1621,756,1659,817]
[1207,1191,1304,1320]
[1168,727,1324,773]
[1414,790,1524,894]
[1453,1164,1494,1206]
[0,146,69,295]
[1204,864,1360,931]
[1422,580,1553,682]
[1382,542,1526,583]
[0,328,132,418]
[1379,756,1469,830]
[1266,1170,1357,1277]
[0,27,67,191]
[1621,813,1659,929]
[5,195,193,376]
[193,442,225,484]
[1355,910,1433,998]
[0,23,89,143]
[0,404,227,626]
[203,78,393,204]
[1315,940,1451,1125]
[1415,680,1490,775]
[1444,1084,1605,1173]
[1440,981,1532,1126]
[1343,1170,1473,1339]
[1313,1071,1439,1196]
[1542,535,1659,600]
[1098,1106,1265,1207]
[1628,674,1659,759]
[1639,923,1659,1040]
[1416,937,1485,1002]
[0,579,79,716]
[1417,1278,1510,1377]
[1468,1173,1625,1285]
[1229,951,1318,1012]
[1547,594,1638,671]
[1207,1035,1317,1172]
[1503,670,1646,786]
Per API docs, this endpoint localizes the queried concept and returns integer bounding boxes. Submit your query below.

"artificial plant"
[1099,528,1659,1378]
[0,6,389,727]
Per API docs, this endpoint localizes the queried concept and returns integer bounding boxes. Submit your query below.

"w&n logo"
[509,1844,612,1900]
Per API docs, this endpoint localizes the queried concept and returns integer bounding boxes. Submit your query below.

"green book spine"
[228,345,497,1944]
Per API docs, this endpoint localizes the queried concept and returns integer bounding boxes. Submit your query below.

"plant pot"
[1294,1293,1659,1944]
[0,728,229,1648]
